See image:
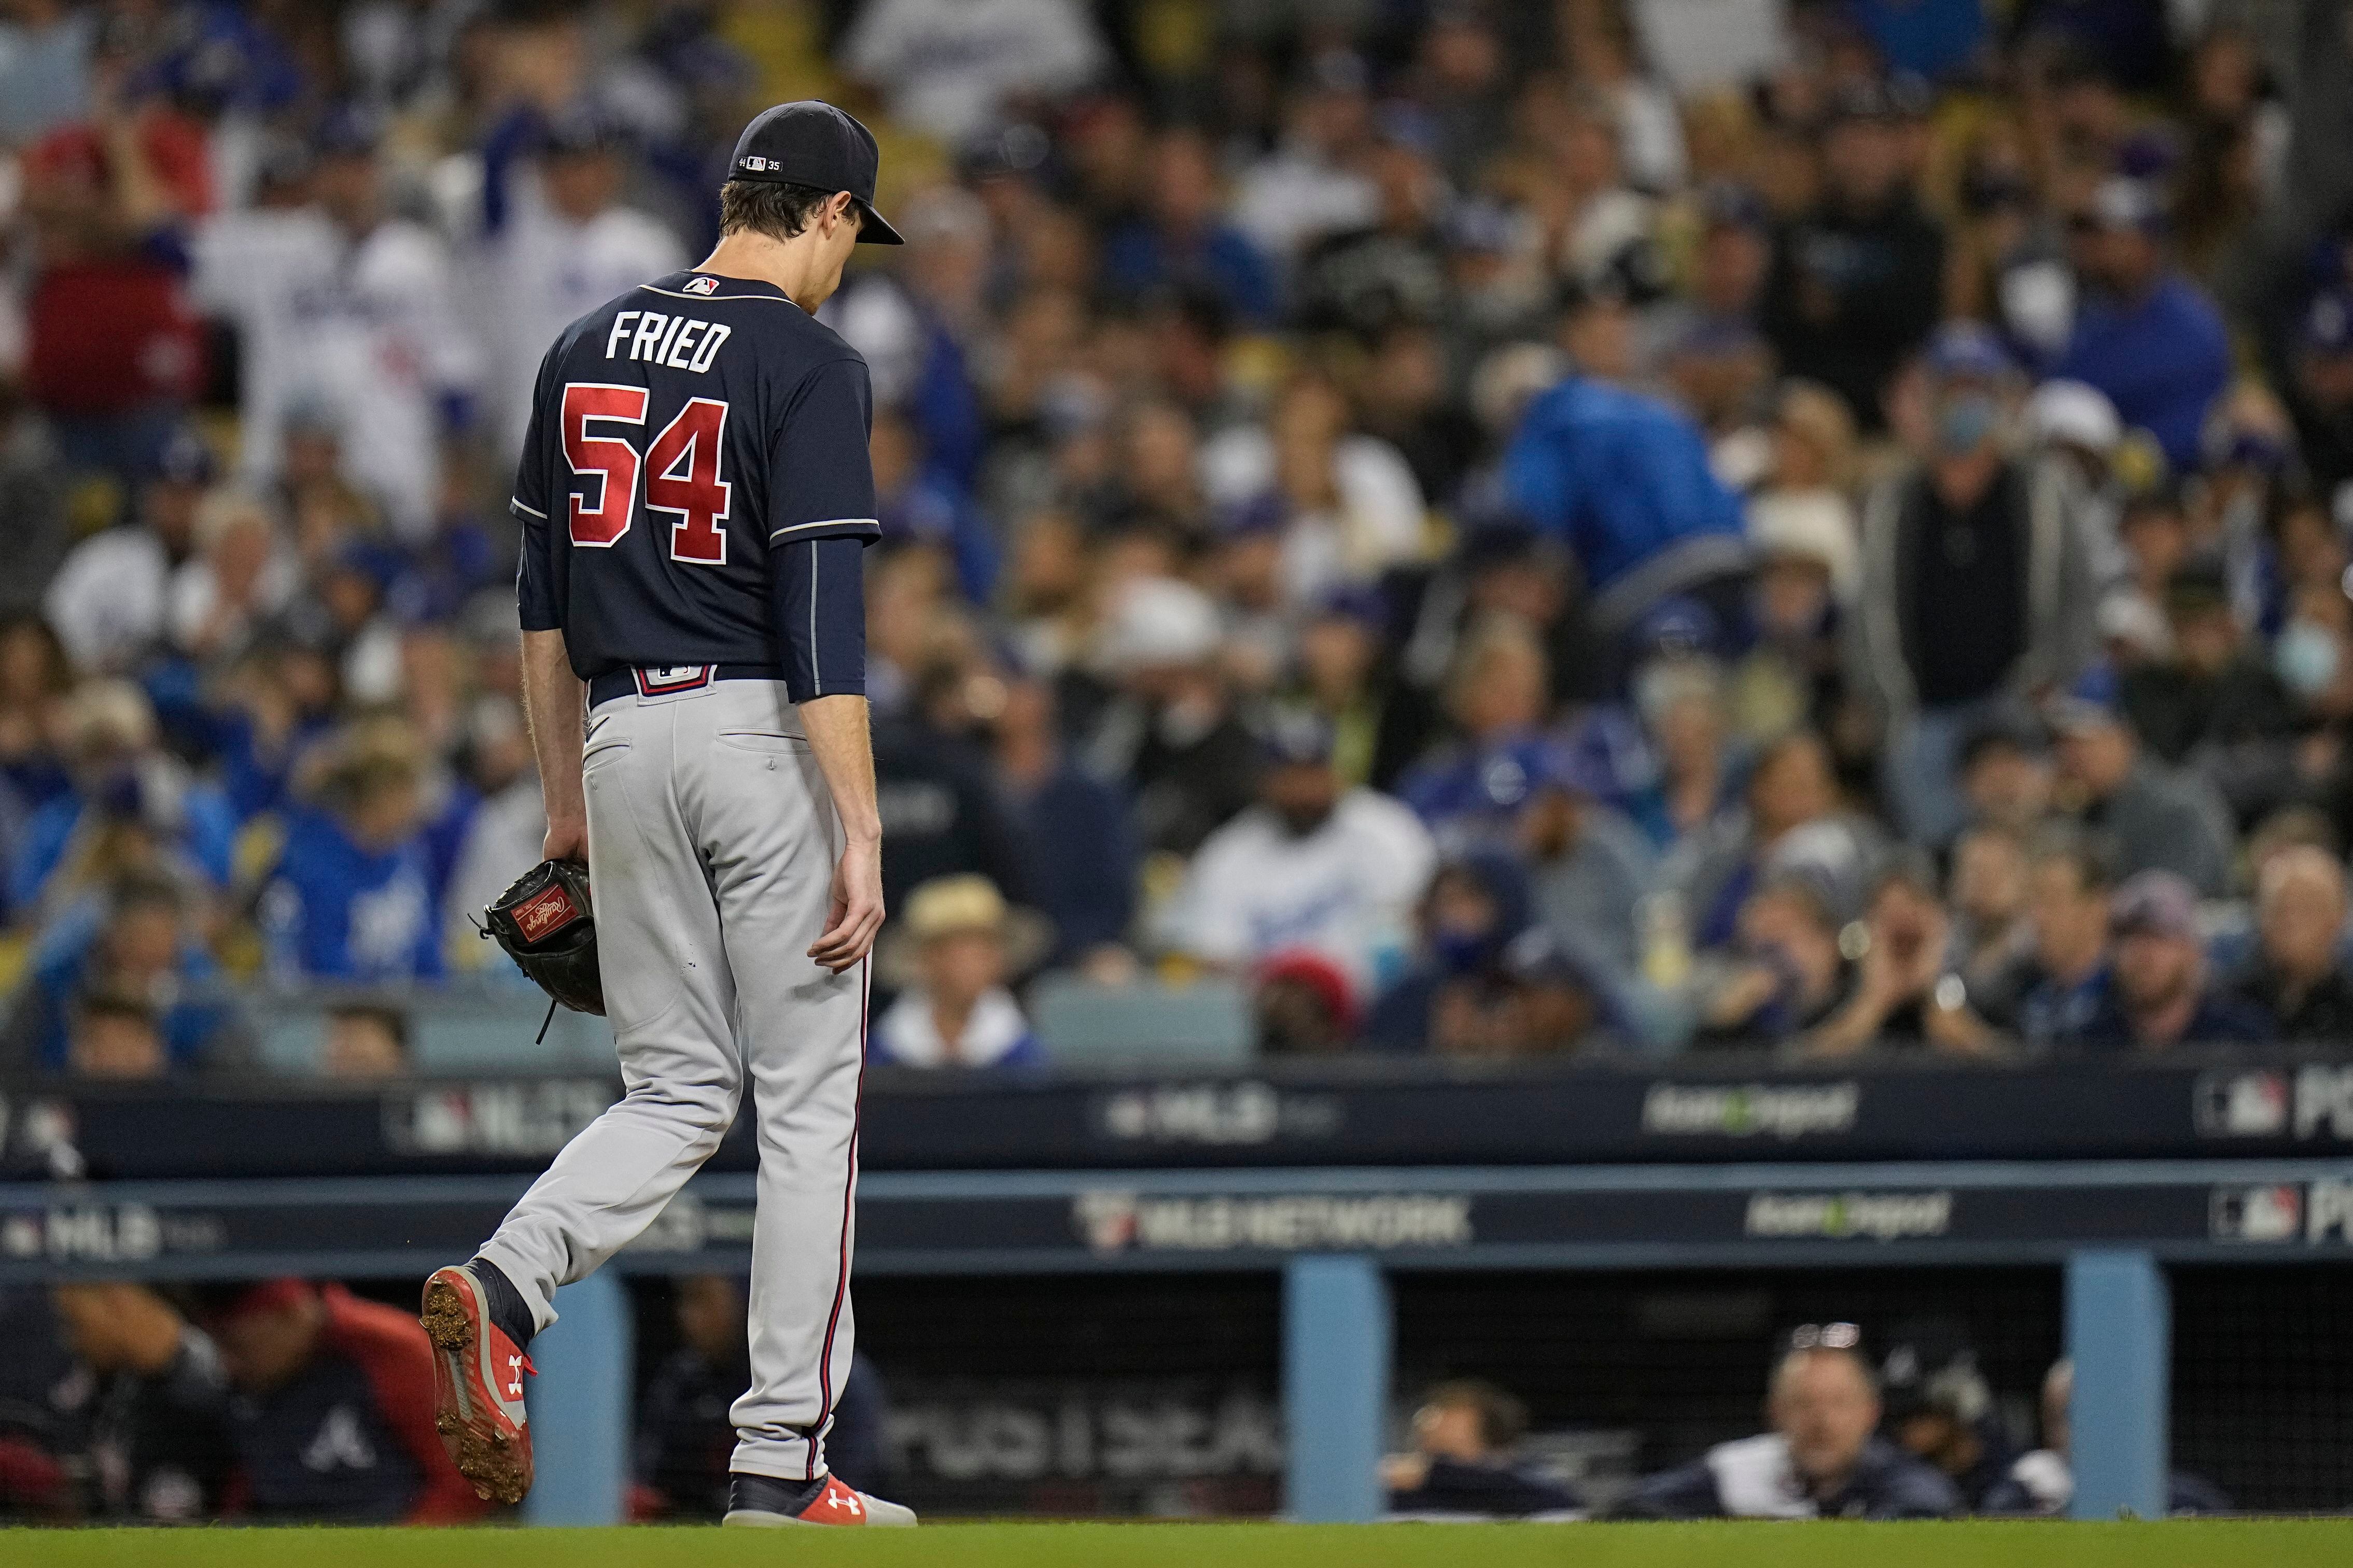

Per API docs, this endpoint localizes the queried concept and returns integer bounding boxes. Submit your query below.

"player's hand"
[810,837,884,972]
[542,813,587,863]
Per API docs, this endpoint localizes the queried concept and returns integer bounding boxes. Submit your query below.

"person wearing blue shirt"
[11,682,237,924]
[1502,329,1748,656]
[260,743,444,984]
[1100,128,1278,328]
[872,406,999,603]
[7,872,231,1073]
[2053,178,2231,474]
[1844,0,1987,82]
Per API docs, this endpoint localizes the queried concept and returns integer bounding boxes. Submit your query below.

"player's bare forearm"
[800,693,884,971]
[520,628,588,861]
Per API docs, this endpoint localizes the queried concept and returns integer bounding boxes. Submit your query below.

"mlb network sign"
[2194,1066,2353,1141]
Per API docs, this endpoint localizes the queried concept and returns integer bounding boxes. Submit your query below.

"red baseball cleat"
[420,1264,535,1504]
[723,1472,919,1527]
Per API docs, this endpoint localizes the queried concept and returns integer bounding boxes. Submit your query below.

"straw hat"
[879,875,1055,988]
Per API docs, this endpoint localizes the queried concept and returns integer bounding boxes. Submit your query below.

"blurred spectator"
[1254,949,1362,1056]
[1948,823,2033,998]
[1984,1360,2232,1517]
[169,489,300,667]
[874,637,1040,910]
[1077,576,1257,857]
[1202,373,1427,603]
[0,390,74,620]
[1287,586,1397,790]
[2289,292,2353,503]
[48,1282,231,1520]
[1877,1326,2018,1513]
[1520,742,1658,983]
[635,1275,894,1520]
[1100,128,1276,327]
[2233,845,2353,1044]
[322,1004,408,1080]
[839,0,1108,145]
[192,108,477,538]
[1800,853,2002,1061]
[0,615,71,810]
[19,74,211,481]
[2052,178,2232,475]
[1731,489,1856,748]
[1364,847,1532,1053]
[6,871,230,1075]
[1956,714,2053,837]
[1620,1327,1960,1519]
[208,1279,486,1523]
[872,408,998,604]
[66,991,165,1081]
[1845,0,1987,81]
[42,429,212,673]
[1622,656,1737,854]
[990,675,1135,967]
[2049,683,2235,896]
[442,696,545,970]
[2119,561,2298,809]
[1488,926,1618,1060]
[872,876,1046,1070]
[259,728,445,984]
[1502,332,1748,656]
[477,108,686,461]
[1296,135,1452,343]
[10,680,235,925]
[1695,873,1852,1047]
[1173,709,1434,997]
[1677,729,1877,951]
[2073,870,2273,1052]
[1397,614,1563,848]
[1232,50,1381,263]
[2002,830,2117,1046]
[1850,324,2099,846]
[1381,1378,1582,1519]
[1761,80,1944,432]
[0,0,92,144]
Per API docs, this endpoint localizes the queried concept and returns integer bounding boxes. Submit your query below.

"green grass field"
[5,1521,2351,1567]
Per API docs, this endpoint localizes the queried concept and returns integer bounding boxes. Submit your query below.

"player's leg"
[683,682,911,1524]
[473,694,747,1324]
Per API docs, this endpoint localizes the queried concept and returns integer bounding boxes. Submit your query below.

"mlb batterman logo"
[2194,1070,2289,1137]
[683,276,720,295]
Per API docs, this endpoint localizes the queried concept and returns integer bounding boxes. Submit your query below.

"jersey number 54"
[562,383,733,566]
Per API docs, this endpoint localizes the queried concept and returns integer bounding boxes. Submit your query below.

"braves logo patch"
[683,276,720,295]
[511,882,583,942]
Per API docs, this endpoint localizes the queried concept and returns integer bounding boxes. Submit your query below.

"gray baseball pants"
[477,675,865,1482]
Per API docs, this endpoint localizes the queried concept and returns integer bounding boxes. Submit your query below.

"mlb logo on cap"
[727,101,904,245]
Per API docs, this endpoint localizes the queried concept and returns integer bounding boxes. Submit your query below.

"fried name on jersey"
[603,310,733,374]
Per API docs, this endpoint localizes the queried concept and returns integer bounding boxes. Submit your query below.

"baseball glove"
[483,858,605,1018]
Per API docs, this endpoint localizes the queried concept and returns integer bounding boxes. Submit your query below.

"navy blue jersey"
[512,270,879,698]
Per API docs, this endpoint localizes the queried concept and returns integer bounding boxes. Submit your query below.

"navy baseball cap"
[727,101,903,245]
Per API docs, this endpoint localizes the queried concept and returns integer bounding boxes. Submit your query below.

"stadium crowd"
[3,0,2353,1073]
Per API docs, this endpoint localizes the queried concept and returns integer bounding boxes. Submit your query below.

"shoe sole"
[422,1272,534,1505]
[723,1506,919,1528]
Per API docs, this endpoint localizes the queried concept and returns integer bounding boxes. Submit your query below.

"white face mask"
[2275,618,2342,698]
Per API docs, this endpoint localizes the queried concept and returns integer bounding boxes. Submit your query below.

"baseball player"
[419,102,914,1528]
